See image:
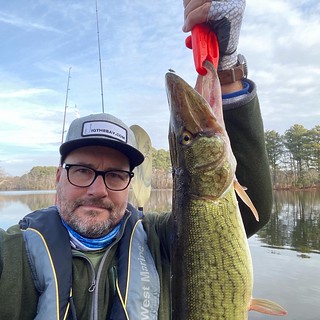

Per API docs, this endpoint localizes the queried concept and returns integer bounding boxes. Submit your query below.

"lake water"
[0,189,319,319]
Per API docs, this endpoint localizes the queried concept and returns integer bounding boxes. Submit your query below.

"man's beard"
[58,196,127,238]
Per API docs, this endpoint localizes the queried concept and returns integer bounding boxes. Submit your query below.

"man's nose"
[87,174,109,196]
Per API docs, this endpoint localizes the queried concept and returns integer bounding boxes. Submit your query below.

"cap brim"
[59,137,144,168]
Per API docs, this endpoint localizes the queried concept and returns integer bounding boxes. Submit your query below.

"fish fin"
[234,180,259,222]
[250,298,288,316]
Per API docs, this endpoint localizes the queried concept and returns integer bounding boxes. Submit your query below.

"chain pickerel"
[166,62,287,319]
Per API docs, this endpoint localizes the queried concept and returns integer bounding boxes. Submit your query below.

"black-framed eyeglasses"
[62,163,134,191]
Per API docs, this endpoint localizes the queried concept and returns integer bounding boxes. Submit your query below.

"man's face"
[56,145,131,238]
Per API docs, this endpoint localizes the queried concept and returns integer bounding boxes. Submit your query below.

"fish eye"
[180,131,193,145]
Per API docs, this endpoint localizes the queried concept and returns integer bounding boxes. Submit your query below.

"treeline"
[0,148,173,191]
[0,166,57,191]
[265,124,320,189]
[1,124,319,191]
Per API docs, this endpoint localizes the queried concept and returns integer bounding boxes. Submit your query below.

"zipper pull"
[88,279,96,292]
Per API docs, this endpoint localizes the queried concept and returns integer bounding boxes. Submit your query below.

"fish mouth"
[166,71,223,137]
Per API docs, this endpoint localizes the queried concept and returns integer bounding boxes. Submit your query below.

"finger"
[184,0,210,18]
[183,2,211,32]
[183,0,192,9]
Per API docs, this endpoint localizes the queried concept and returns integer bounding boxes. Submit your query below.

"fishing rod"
[95,0,105,113]
[93,1,153,211]
[61,67,72,144]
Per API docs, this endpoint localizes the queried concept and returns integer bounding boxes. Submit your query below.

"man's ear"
[56,165,62,184]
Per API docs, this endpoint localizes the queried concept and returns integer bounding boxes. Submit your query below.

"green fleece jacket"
[0,79,273,319]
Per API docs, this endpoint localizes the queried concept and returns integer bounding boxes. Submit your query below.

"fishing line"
[95,0,105,113]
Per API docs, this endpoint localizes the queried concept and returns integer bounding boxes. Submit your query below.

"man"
[0,0,273,319]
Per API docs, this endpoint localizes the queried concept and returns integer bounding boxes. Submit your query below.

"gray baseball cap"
[60,113,144,168]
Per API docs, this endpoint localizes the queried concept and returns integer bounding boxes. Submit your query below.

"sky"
[0,0,319,176]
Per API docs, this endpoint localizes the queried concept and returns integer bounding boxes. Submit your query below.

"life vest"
[110,203,160,320]
[19,206,73,320]
[19,204,160,320]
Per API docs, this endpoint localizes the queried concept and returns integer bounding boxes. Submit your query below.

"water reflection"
[0,190,172,229]
[0,191,56,212]
[0,190,172,216]
[130,189,172,213]
[257,190,320,254]
[1,190,319,255]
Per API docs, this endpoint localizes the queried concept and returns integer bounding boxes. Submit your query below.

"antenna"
[95,0,105,113]
[61,67,72,144]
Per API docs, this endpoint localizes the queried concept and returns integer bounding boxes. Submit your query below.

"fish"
[166,61,287,319]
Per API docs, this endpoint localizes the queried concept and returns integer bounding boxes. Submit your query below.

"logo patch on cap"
[82,121,127,142]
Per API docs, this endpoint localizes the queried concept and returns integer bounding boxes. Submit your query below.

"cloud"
[0,88,53,98]
[239,0,320,134]
[0,12,61,32]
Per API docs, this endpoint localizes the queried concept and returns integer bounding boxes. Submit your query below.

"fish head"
[166,70,236,199]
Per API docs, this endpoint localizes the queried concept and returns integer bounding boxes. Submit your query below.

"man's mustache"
[73,198,115,211]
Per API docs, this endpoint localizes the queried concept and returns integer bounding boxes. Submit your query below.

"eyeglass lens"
[66,165,132,190]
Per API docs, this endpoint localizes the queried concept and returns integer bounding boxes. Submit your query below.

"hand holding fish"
[183,0,245,70]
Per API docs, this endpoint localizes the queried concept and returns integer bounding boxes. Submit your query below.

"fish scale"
[172,185,252,319]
